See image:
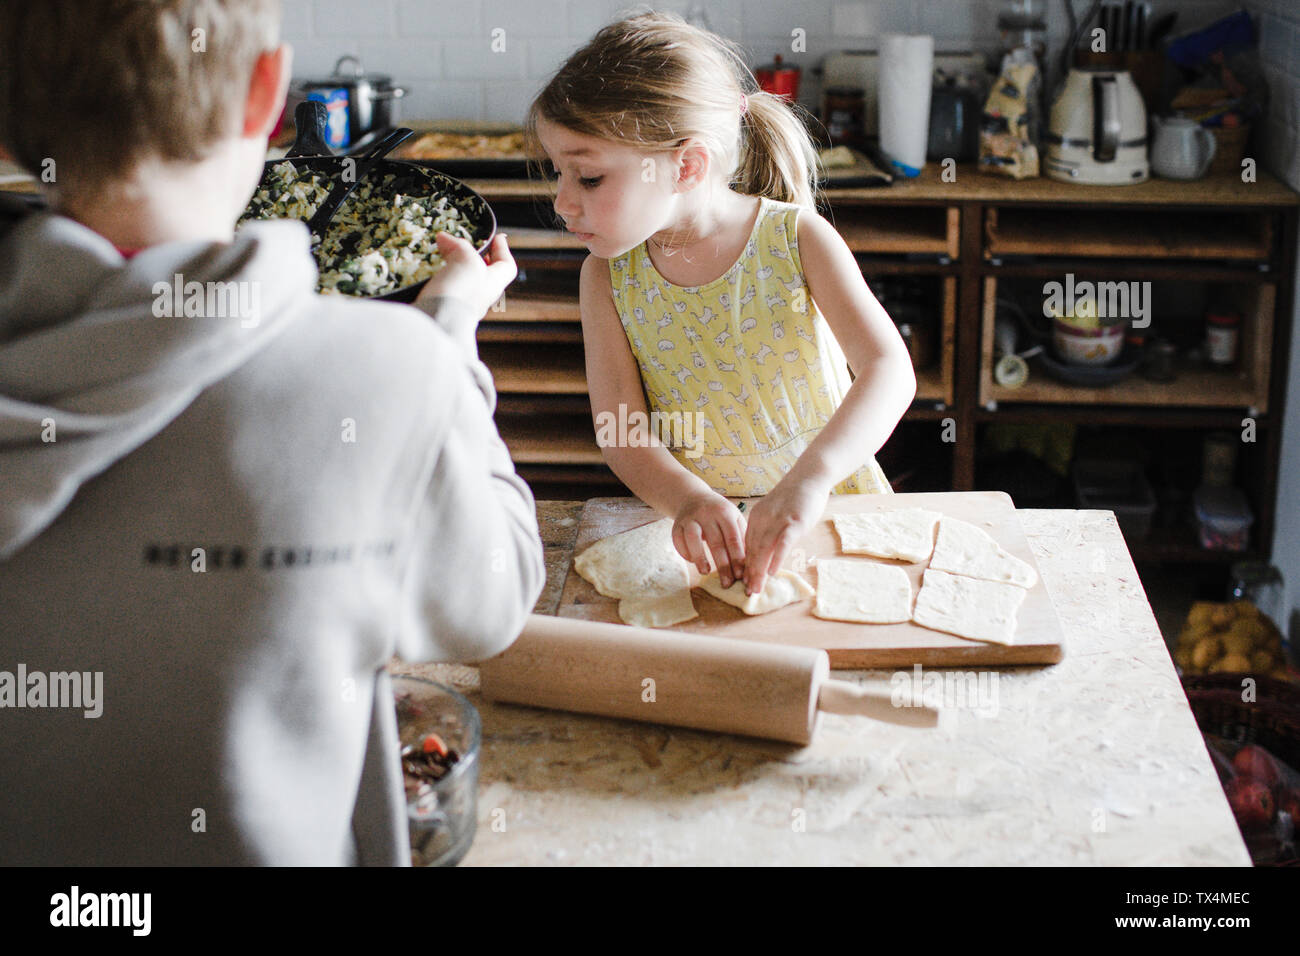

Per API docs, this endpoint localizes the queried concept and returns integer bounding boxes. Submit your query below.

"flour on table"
[813,559,913,624]
[928,516,1037,589]
[830,509,942,563]
[697,569,815,616]
[911,568,1026,644]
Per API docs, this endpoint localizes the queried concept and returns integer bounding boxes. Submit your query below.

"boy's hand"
[673,491,746,589]
[742,477,830,596]
[416,232,516,318]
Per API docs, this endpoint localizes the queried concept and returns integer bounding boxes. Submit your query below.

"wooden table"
[393,500,1249,866]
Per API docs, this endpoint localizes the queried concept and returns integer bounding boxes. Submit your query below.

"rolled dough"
[574,517,700,627]
[928,516,1037,589]
[813,559,913,624]
[831,509,942,563]
[574,517,698,598]
[911,568,1026,644]
[696,569,815,616]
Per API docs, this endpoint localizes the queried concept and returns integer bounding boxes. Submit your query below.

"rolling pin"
[478,614,941,745]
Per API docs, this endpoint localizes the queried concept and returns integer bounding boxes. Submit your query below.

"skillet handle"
[287,100,335,158]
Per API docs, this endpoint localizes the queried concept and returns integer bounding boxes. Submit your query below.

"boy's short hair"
[0,0,281,191]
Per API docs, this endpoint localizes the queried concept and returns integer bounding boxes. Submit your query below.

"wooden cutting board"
[556,492,1066,669]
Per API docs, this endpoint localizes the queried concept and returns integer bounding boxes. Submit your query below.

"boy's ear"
[243,45,293,139]
[672,139,710,192]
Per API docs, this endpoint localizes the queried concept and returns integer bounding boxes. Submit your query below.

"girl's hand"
[673,491,747,589]
[416,232,516,318]
[742,477,831,596]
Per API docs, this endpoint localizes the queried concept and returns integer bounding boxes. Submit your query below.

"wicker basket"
[1184,674,1300,865]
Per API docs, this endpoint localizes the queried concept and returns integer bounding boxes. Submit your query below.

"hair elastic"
[740,93,749,115]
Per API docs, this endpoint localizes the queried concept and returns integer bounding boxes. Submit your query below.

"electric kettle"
[1045,68,1148,185]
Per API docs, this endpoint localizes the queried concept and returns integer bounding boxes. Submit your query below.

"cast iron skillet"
[252,101,496,303]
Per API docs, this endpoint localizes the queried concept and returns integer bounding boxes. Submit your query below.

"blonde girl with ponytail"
[527,12,916,599]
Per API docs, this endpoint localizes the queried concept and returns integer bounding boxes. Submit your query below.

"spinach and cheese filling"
[240,161,476,297]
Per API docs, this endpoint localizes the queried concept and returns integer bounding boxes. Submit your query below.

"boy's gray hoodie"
[0,208,545,864]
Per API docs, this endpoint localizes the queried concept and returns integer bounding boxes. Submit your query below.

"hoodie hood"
[0,210,315,559]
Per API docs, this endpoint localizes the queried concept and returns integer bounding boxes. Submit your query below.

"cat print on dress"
[606,196,891,497]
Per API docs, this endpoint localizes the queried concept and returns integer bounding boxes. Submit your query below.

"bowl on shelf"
[1035,344,1142,387]
[1052,315,1128,366]
[393,675,481,866]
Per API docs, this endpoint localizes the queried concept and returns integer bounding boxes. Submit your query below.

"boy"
[0,0,543,864]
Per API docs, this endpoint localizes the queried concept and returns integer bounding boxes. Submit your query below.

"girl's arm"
[743,211,916,594]
[579,255,747,587]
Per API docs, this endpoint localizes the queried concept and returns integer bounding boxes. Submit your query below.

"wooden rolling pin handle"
[817,679,942,729]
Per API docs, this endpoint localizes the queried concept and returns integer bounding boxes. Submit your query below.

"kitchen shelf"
[500,227,587,251]
[1128,525,1264,565]
[978,278,1275,413]
[497,415,604,465]
[834,206,959,258]
[477,322,582,345]
[984,207,1274,261]
[485,292,581,322]
[479,343,587,394]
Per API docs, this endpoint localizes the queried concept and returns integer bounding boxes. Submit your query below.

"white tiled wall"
[279,0,1029,124]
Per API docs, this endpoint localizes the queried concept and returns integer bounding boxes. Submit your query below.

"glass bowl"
[392,675,481,866]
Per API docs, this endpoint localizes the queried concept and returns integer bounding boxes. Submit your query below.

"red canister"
[754,54,801,102]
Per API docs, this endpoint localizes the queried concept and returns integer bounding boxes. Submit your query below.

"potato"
[1222,623,1255,656]
[1231,600,1261,619]
[1209,605,1235,630]
[1187,603,1216,629]
[1192,636,1223,670]
[1251,649,1276,672]
[1212,652,1253,673]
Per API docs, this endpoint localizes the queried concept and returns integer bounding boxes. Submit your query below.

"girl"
[527,12,916,598]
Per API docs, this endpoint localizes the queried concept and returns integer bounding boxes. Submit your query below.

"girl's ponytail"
[735,91,818,210]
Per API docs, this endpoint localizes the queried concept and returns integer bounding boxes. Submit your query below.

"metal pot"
[292,55,405,146]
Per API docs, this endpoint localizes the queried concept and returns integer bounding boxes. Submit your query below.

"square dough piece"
[813,559,913,624]
[574,517,697,599]
[697,569,815,616]
[830,509,942,563]
[911,568,1027,645]
[928,516,1037,589]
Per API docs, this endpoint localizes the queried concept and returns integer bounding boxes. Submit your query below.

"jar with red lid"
[1205,310,1240,367]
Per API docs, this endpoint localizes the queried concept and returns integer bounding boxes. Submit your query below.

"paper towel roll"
[878,33,934,177]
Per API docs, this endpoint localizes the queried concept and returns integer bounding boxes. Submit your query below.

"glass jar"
[1205,310,1240,366]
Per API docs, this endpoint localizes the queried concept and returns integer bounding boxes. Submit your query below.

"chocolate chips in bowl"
[393,676,481,866]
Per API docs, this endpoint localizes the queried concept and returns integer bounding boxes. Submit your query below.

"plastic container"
[1072,459,1156,542]
[393,676,481,866]
[1194,484,1254,551]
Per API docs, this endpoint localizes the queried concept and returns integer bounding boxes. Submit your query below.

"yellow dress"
[607,196,893,497]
